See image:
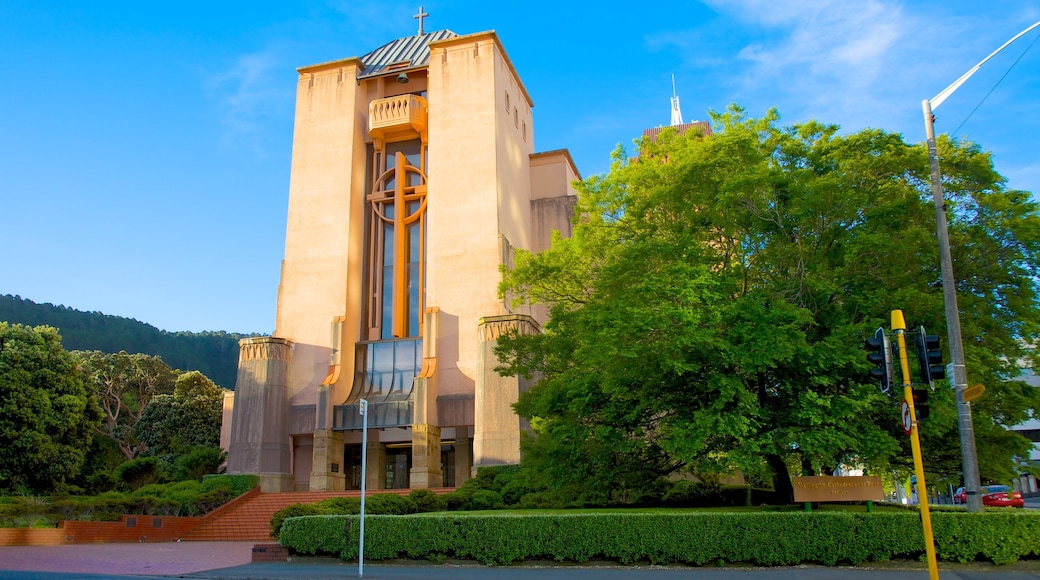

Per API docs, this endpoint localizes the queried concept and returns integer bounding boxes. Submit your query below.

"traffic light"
[864,327,892,392]
[912,388,930,420]
[915,326,945,387]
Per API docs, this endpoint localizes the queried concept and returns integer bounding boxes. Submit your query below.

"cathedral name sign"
[792,476,884,503]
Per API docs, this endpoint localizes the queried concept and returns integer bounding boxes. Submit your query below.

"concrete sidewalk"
[0,541,255,576]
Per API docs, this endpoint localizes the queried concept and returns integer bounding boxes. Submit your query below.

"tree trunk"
[765,453,794,504]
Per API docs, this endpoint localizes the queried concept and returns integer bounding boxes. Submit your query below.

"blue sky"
[2,1,1038,335]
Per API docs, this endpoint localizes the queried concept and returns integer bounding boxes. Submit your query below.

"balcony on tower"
[369,94,428,144]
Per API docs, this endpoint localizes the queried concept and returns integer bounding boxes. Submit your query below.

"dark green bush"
[281,511,1040,567]
[173,446,226,481]
[0,473,252,527]
[517,491,554,509]
[202,474,259,496]
[470,490,504,511]
[271,504,324,537]
[89,492,133,521]
[113,457,169,490]
[269,493,431,536]
[131,484,167,498]
[314,496,361,514]
[280,515,351,556]
[661,480,706,507]
[440,489,473,511]
[364,493,417,515]
[408,489,445,513]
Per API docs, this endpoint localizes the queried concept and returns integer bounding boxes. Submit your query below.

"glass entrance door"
[441,444,456,488]
[344,445,363,490]
[385,447,412,489]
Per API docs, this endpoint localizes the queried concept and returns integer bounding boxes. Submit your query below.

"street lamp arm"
[931,20,1040,109]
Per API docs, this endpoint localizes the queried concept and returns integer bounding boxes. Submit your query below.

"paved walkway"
[0,541,255,576]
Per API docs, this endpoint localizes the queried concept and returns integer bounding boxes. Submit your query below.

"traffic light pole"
[892,311,939,580]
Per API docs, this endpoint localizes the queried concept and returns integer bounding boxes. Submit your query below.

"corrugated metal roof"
[642,121,712,141]
[358,29,458,79]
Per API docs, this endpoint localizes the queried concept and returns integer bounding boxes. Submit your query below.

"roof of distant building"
[642,121,712,142]
[358,29,459,79]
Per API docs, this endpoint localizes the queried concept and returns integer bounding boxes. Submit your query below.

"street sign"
[901,399,913,435]
[963,383,985,403]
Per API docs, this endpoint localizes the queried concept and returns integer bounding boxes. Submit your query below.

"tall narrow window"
[366,139,427,340]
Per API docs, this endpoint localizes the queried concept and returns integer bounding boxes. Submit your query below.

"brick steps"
[184,488,451,542]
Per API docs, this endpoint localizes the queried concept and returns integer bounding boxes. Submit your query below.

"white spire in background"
[670,75,683,126]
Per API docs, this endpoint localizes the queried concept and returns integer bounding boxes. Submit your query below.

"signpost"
[963,383,985,403]
[358,399,369,578]
[901,400,913,436]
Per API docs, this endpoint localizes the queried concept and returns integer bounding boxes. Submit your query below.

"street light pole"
[922,100,982,512]
[358,398,369,577]
[922,19,1040,514]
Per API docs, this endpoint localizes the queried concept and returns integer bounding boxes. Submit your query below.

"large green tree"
[0,323,103,493]
[498,105,1040,502]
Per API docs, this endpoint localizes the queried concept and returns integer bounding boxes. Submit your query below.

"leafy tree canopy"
[498,105,1040,502]
[0,323,103,494]
[76,350,178,460]
[135,370,226,463]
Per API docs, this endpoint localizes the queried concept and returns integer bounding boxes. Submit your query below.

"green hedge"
[270,492,430,537]
[280,511,1040,567]
[0,474,259,526]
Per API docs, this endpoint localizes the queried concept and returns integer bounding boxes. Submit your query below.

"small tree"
[174,446,227,481]
[0,323,103,494]
[77,351,177,460]
[135,370,226,467]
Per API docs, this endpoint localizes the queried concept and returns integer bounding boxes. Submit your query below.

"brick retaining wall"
[0,527,65,546]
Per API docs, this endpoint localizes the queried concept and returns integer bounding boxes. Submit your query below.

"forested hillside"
[0,294,254,389]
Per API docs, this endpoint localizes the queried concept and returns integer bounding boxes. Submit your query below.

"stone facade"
[223,26,578,492]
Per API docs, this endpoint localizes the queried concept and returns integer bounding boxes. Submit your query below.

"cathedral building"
[221,15,580,492]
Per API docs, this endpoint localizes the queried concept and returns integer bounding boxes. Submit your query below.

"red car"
[953,487,967,504]
[982,485,1024,508]
[953,485,1024,507]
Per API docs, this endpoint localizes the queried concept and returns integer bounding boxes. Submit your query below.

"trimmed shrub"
[408,489,445,513]
[202,474,259,496]
[131,484,168,498]
[281,511,1040,567]
[315,496,361,515]
[0,474,251,527]
[365,493,417,515]
[280,515,350,557]
[518,491,554,510]
[271,504,323,537]
[440,489,473,511]
[470,490,504,511]
[113,457,169,490]
[661,481,757,508]
[173,446,226,481]
[89,492,134,521]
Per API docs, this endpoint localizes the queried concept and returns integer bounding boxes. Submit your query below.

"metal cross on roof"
[414,6,429,35]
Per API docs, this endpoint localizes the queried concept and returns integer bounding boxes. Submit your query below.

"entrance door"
[385,448,411,489]
[344,445,363,490]
[441,444,456,488]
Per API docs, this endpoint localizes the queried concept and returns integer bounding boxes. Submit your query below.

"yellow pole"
[892,310,939,580]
